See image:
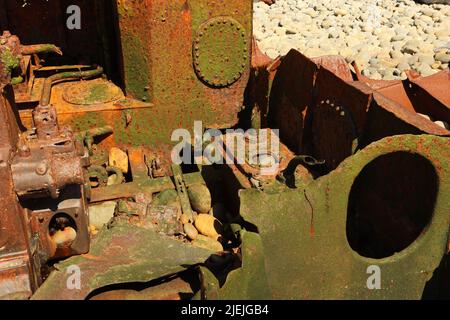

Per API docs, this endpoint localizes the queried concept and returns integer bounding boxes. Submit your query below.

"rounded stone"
[194,214,223,240]
[187,183,212,213]
[183,223,199,241]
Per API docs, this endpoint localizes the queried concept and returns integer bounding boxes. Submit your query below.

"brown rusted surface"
[11,104,89,199]
[268,50,318,154]
[0,84,35,299]
[406,70,450,124]
[27,186,90,262]
[311,55,353,82]
[311,67,372,172]
[269,49,450,173]
[354,62,450,126]
[407,70,450,108]
[251,37,273,70]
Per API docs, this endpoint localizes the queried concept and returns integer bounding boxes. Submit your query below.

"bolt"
[18,144,30,157]
[36,162,48,176]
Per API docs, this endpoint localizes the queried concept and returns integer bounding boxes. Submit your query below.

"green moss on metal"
[0,48,20,75]
[121,33,151,101]
[193,17,248,87]
[87,83,111,102]
[70,112,108,133]
[238,135,450,299]
[11,75,23,85]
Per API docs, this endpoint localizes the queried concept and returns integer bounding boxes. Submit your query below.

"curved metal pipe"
[40,66,104,106]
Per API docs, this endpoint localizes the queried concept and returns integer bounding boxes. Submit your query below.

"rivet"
[35,162,48,176]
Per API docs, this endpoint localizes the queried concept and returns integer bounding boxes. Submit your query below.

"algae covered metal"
[0,0,449,300]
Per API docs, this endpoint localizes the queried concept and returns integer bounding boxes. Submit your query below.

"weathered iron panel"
[32,222,214,300]
[238,135,450,299]
[116,0,252,147]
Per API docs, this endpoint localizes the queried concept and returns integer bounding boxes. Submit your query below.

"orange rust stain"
[181,1,191,24]
[81,254,103,261]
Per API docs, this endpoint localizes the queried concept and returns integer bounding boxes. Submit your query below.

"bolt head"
[36,162,48,176]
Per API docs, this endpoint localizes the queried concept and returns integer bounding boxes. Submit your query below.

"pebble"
[51,227,77,248]
[194,214,223,240]
[254,0,450,79]
[89,201,116,229]
[183,223,199,240]
[109,147,128,174]
[187,184,212,213]
[435,52,450,63]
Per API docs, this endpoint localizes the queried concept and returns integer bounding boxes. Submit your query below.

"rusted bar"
[89,171,205,203]
[21,44,62,56]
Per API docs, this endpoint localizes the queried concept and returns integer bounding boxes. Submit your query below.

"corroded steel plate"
[62,79,124,105]
[193,16,248,87]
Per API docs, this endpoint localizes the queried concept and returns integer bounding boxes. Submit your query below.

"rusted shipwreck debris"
[0,0,449,300]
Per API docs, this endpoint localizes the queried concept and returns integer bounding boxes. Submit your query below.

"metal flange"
[193,16,248,88]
